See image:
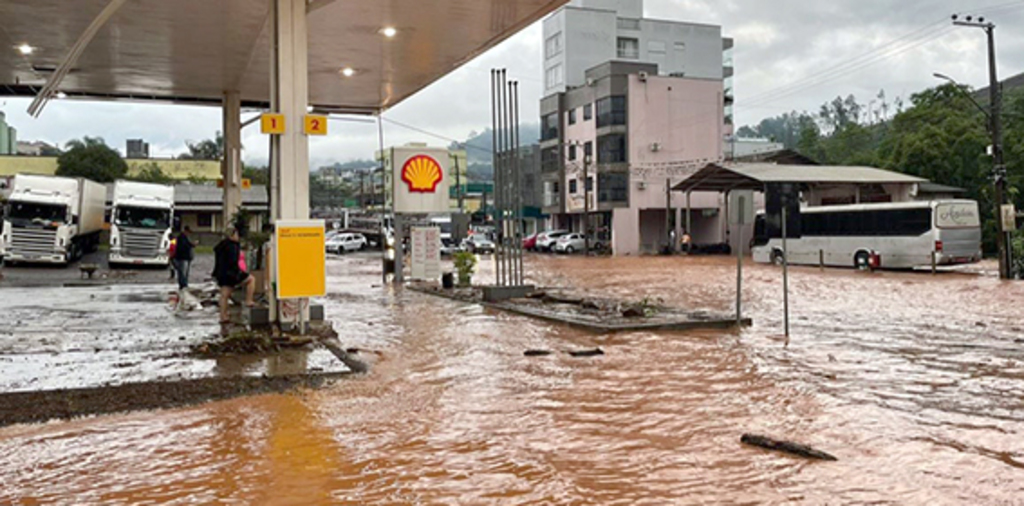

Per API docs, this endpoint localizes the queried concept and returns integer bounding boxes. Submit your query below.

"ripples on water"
[1,255,1022,504]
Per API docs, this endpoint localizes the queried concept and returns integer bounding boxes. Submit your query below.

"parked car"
[522,232,540,251]
[553,233,603,254]
[326,232,367,254]
[440,237,462,256]
[462,235,496,254]
[535,230,569,252]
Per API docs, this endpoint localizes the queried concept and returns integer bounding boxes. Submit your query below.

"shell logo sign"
[401,155,443,193]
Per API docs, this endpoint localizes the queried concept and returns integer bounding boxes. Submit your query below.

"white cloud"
[3,0,1023,164]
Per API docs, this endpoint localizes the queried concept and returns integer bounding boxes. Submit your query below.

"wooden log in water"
[568,348,604,357]
[740,434,837,461]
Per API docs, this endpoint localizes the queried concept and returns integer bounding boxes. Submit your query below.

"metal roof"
[917,182,967,194]
[105,183,268,205]
[673,163,927,193]
[0,0,565,113]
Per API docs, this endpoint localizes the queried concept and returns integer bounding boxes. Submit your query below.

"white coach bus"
[751,200,982,269]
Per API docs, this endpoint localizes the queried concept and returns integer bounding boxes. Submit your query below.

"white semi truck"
[109,180,175,266]
[1,174,105,265]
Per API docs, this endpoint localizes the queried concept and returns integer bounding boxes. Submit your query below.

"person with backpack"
[212,227,255,323]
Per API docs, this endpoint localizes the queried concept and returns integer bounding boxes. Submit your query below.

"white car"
[535,230,569,252]
[462,235,496,254]
[326,233,367,254]
[554,233,602,254]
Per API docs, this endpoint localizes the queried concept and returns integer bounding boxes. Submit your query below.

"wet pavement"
[1,253,1023,504]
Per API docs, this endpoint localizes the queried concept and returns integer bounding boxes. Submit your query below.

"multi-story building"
[0,112,17,156]
[539,0,733,255]
[126,138,150,159]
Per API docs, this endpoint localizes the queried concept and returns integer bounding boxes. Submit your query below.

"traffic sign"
[261,113,286,134]
[304,114,328,135]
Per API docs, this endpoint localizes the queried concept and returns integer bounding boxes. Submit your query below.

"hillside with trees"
[736,84,1024,256]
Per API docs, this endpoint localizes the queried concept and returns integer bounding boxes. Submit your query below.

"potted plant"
[452,251,477,287]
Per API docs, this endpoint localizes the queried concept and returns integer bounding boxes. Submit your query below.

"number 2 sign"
[260,113,286,134]
[304,114,328,136]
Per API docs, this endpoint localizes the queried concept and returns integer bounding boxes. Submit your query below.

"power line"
[381,117,493,155]
[740,21,949,106]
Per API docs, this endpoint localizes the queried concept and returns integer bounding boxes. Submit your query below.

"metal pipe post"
[782,205,790,338]
[512,81,524,285]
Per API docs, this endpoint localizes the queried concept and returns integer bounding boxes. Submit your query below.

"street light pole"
[952,14,1010,279]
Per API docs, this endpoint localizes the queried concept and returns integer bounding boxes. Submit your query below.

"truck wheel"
[770,250,785,266]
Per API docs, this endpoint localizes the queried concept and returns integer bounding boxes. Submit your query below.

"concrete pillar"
[267,0,311,327]
[222,90,243,229]
[270,0,310,222]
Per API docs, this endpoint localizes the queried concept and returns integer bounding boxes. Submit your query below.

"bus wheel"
[770,250,785,266]
[854,251,871,270]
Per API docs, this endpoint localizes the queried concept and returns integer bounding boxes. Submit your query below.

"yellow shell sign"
[401,155,443,193]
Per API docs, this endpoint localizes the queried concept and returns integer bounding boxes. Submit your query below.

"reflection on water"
[1,254,1023,504]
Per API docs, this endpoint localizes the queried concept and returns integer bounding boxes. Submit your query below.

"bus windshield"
[115,206,171,229]
[6,201,67,226]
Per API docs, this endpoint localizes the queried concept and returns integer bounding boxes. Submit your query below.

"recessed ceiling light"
[17,44,33,55]
[56,91,67,99]
[341,67,356,77]
[380,27,397,38]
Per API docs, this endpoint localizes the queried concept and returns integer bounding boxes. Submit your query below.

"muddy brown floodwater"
[1,254,1023,504]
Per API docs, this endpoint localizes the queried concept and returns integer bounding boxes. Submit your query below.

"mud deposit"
[0,373,349,428]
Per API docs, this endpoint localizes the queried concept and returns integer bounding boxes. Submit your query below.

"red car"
[522,232,539,251]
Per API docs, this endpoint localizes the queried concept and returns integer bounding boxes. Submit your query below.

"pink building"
[540,61,728,255]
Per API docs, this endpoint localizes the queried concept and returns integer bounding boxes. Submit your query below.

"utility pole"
[359,171,365,209]
[952,13,1011,279]
[453,148,464,213]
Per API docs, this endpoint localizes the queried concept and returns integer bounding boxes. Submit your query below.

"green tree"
[131,162,174,184]
[242,165,269,186]
[56,137,128,182]
[179,132,223,160]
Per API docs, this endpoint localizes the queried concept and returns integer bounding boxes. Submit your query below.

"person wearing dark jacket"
[212,227,255,323]
[172,226,195,290]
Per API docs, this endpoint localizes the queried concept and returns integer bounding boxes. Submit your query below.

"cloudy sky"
[1,0,1022,168]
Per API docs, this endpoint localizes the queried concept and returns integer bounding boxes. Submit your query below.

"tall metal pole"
[782,205,790,338]
[665,177,672,253]
[512,81,524,285]
[454,148,464,213]
[490,70,503,286]
[986,25,1010,279]
[954,16,1010,279]
[377,112,387,284]
[583,153,591,255]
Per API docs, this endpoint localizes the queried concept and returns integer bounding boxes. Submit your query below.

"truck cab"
[109,181,175,266]
[1,174,105,265]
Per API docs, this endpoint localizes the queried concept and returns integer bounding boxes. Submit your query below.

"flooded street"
[1,254,1023,504]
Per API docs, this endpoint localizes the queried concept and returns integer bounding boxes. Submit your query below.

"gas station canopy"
[0,0,564,113]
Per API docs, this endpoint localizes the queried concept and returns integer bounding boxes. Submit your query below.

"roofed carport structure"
[673,163,927,194]
[0,0,565,113]
[672,163,928,245]
[1,0,567,325]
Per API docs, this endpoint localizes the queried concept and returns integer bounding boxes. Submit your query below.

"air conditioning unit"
[637,71,648,82]
[649,142,661,152]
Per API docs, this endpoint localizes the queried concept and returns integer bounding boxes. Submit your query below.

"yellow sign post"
[261,113,286,134]
[304,114,328,135]
[275,220,326,299]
